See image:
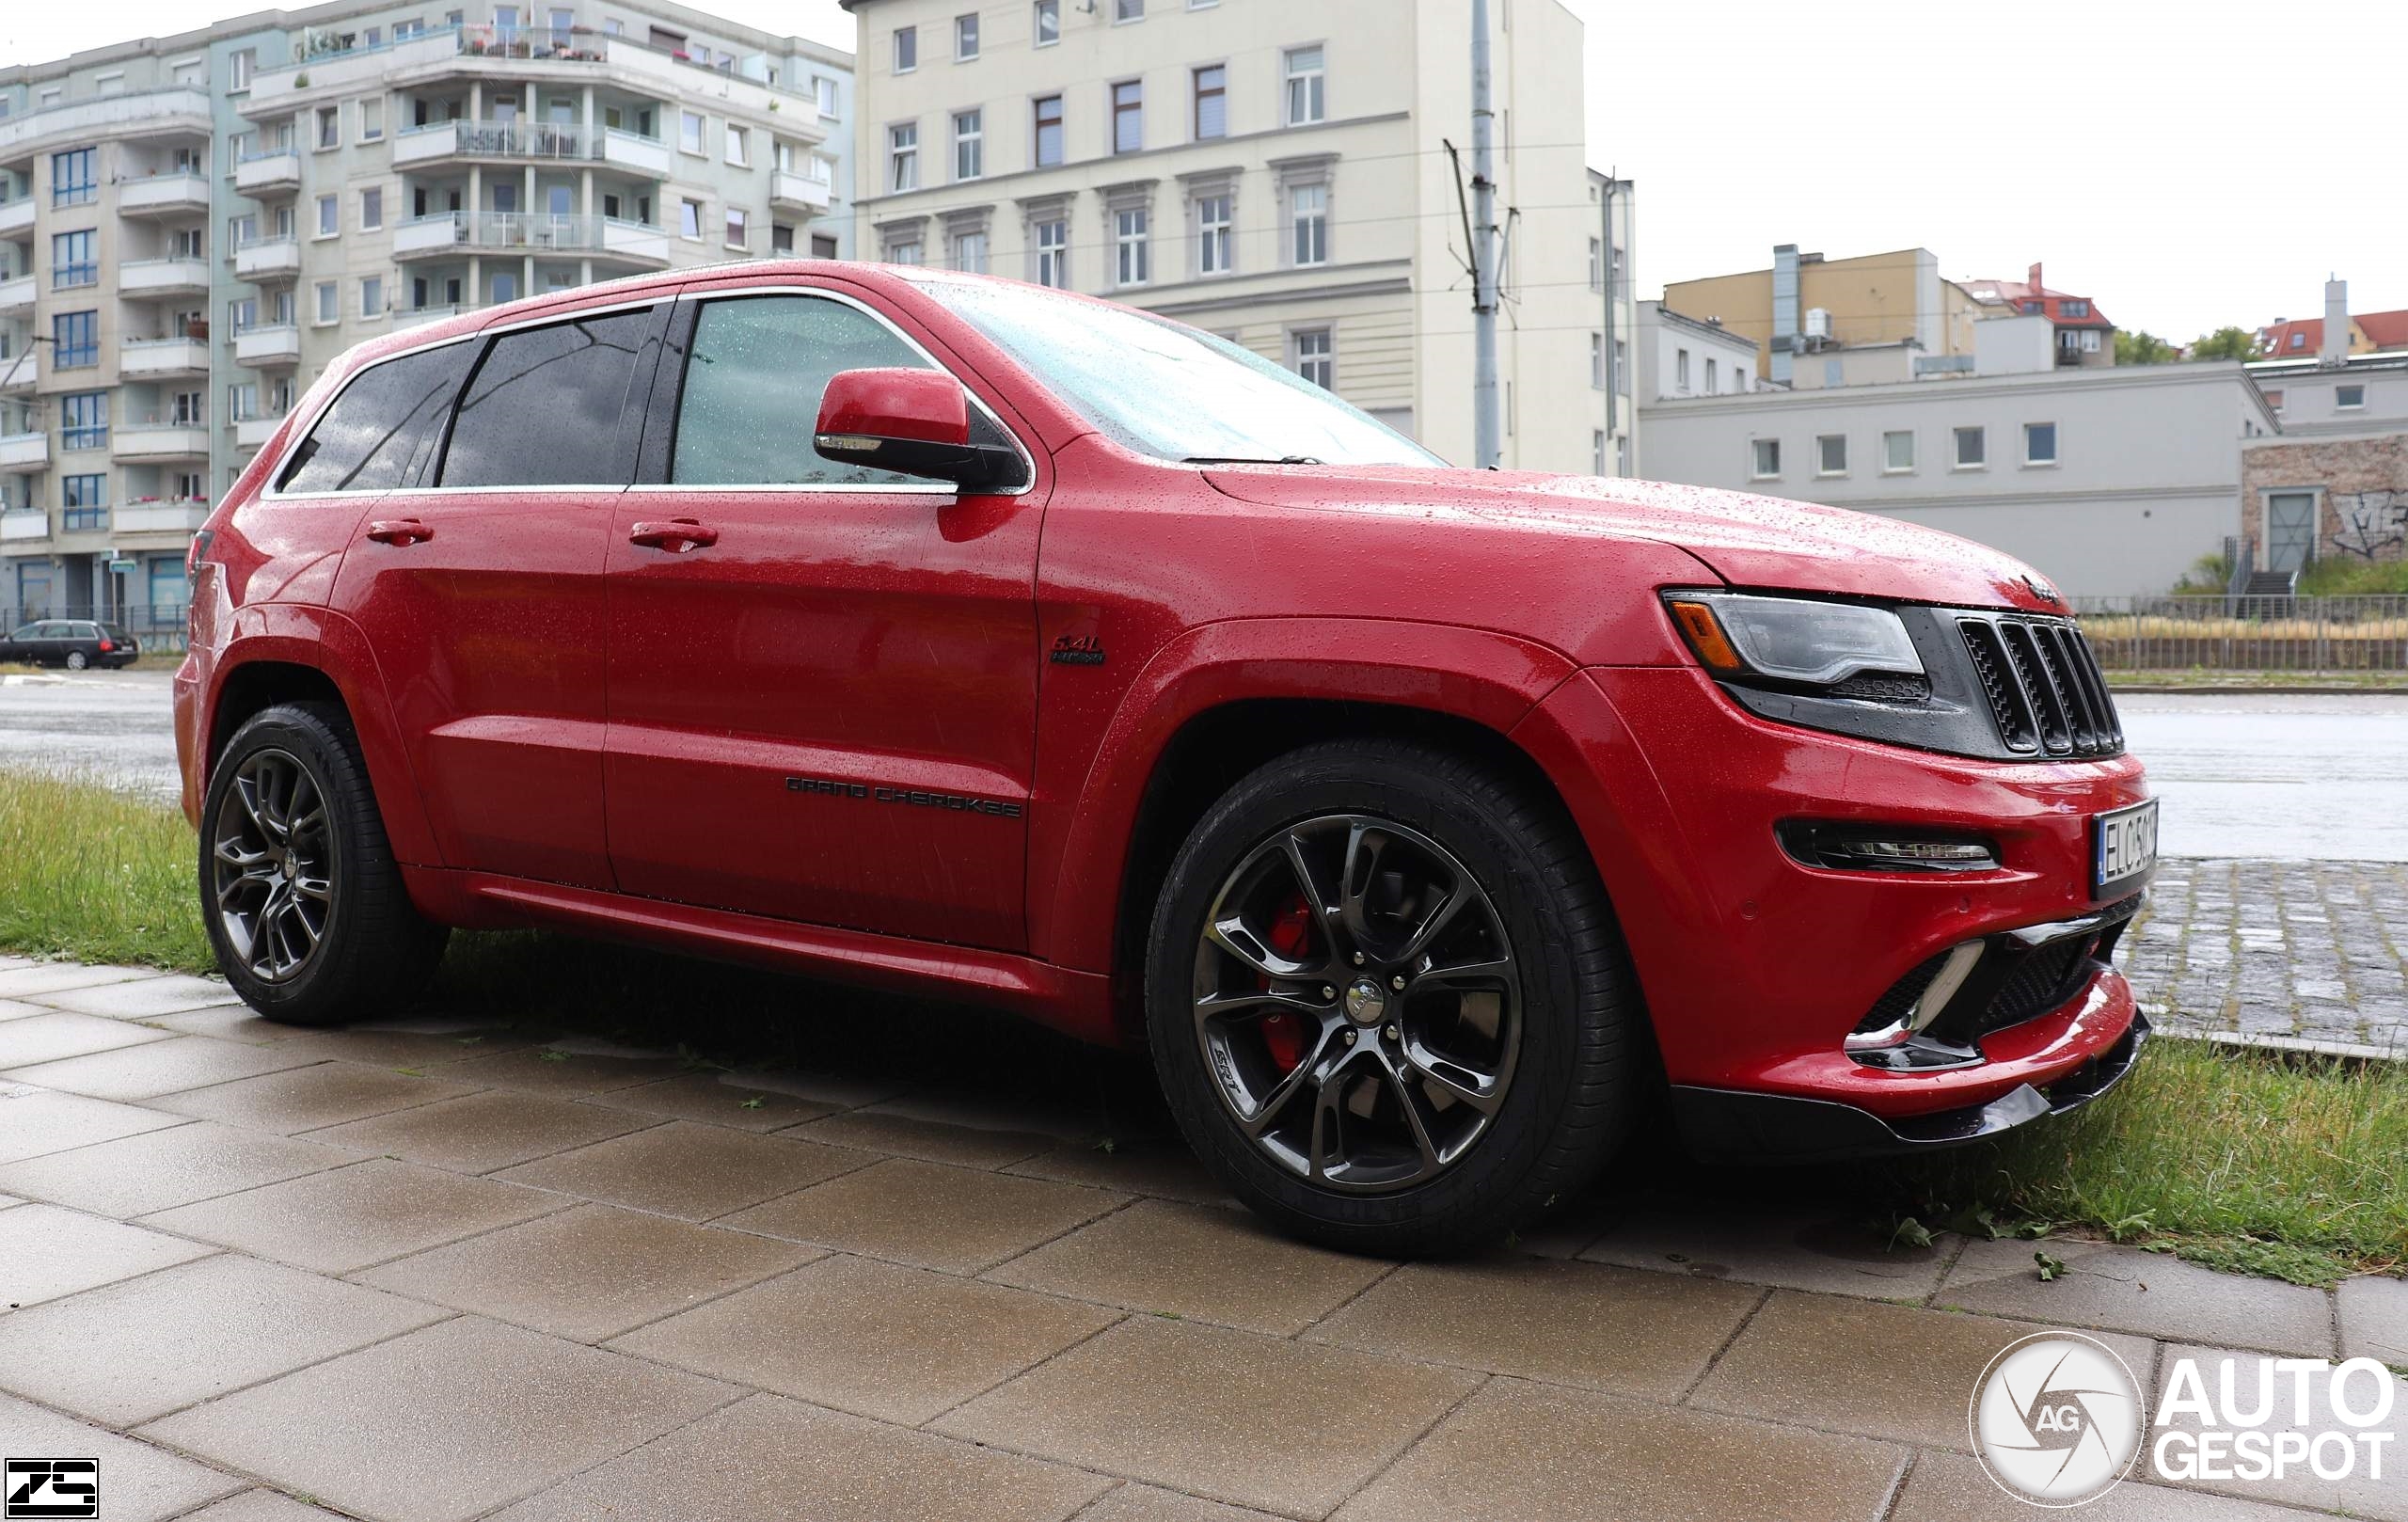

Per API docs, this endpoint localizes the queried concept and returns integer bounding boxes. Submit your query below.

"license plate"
[2093,799,2159,896]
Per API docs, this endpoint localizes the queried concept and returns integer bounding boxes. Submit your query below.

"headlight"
[1664,593,1923,687]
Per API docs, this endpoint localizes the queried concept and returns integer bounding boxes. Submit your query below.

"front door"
[328,302,663,889]
[2265,492,2316,574]
[603,287,1045,950]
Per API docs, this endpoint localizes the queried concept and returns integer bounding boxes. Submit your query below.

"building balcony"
[0,87,213,164]
[0,198,33,238]
[0,510,47,544]
[119,336,212,379]
[119,257,213,298]
[113,423,212,462]
[119,172,214,218]
[601,129,670,177]
[234,151,303,197]
[393,211,667,267]
[0,433,49,472]
[233,324,302,367]
[769,171,832,214]
[234,238,302,282]
[0,352,34,395]
[393,304,472,330]
[0,275,33,316]
[393,117,603,167]
[115,499,212,533]
[233,412,287,451]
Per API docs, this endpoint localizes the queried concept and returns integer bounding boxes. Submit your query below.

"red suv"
[177,263,2156,1254]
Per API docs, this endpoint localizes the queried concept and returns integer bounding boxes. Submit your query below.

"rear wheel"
[65,650,87,671]
[200,702,447,1025]
[1148,738,1639,1256]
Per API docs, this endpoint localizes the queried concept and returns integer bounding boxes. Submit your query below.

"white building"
[0,1,854,633]
[837,0,1634,476]
[1637,300,1757,404]
[1640,361,2280,597]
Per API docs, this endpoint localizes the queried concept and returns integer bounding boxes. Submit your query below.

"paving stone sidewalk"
[2123,859,2408,1054]
[2,956,2403,1522]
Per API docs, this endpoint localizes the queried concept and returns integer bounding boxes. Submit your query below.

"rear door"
[601,284,1045,949]
[326,300,667,889]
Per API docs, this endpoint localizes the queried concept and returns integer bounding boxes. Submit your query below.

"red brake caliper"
[1258,895,1315,1072]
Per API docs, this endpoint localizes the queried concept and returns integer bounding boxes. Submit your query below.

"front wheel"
[199,702,448,1025]
[1147,738,1640,1257]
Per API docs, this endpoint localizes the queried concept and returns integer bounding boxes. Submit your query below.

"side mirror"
[815,368,1022,493]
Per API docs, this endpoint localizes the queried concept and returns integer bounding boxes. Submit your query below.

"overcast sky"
[8,0,2400,340]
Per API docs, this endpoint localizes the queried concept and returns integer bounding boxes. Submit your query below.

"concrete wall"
[1974,313,2053,376]
[2252,363,2408,437]
[1636,300,1755,403]
[2242,434,2408,567]
[1640,361,2277,596]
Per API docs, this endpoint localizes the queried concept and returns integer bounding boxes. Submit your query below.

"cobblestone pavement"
[4,959,2401,1522]
[2124,859,2408,1055]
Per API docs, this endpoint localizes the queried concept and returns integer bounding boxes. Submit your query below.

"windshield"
[913,276,1442,468]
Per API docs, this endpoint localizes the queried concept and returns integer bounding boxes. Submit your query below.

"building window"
[1883,430,1914,471]
[1034,218,1068,288]
[360,187,384,230]
[2023,421,2057,466]
[1590,333,1603,389]
[1816,435,1846,475]
[1196,193,1231,275]
[679,110,705,154]
[953,230,988,273]
[812,233,840,259]
[1954,426,1986,468]
[2264,388,2285,412]
[2289,332,2305,350]
[1592,429,1607,476]
[726,124,748,166]
[314,280,339,324]
[316,195,339,236]
[1193,64,1226,140]
[725,208,748,248]
[359,98,385,141]
[815,76,839,117]
[956,12,979,58]
[2337,384,2367,409]
[2080,328,2100,353]
[1034,0,1059,46]
[2062,300,2089,318]
[53,312,98,369]
[771,222,795,254]
[361,275,384,318]
[1115,206,1149,286]
[314,106,339,150]
[679,198,703,239]
[953,109,983,180]
[1750,438,1780,479]
[51,230,96,289]
[1033,95,1064,166]
[1116,0,1143,18]
[1285,45,1326,125]
[1291,182,1328,266]
[889,123,919,191]
[886,238,924,266]
[894,25,917,71]
[1293,327,1334,389]
[51,148,97,207]
[229,48,254,89]
[1704,357,1718,392]
[59,392,108,452]
[1112,81,1143,153]
[1675,348,1690,390]
[1588,237,1603,293]
[63,474,108,531]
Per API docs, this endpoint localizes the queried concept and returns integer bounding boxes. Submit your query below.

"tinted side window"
[671,295,940,487]
[276,341,477,495]
[442,308,657,487]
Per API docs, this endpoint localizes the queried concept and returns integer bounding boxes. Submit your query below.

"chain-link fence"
[2072,595,2408,673]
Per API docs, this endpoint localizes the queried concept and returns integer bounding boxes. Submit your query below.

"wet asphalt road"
[3,671,2403,862]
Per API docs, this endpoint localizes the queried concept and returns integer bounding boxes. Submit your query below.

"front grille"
[1973,934,2099,1035]
[1859,952,1951,1036]
[1956,614,2124,758]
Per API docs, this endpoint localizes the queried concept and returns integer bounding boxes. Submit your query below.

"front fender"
[1030,615,1579,974]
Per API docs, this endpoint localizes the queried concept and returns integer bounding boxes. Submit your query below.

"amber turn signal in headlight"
[1666,599,1744,672]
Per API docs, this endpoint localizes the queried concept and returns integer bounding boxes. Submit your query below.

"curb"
[2109,685,2408,696]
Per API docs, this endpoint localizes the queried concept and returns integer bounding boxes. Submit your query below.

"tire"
[65,651,87,671]
[1147,738,1639,1257]
[199,701,449,1025]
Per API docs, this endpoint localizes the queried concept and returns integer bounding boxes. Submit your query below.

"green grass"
[6,768,2403,1285]
[0,769,214,973]
[2298,557,2408,596]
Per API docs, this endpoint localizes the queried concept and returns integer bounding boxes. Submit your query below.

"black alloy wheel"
[211,747,336,984]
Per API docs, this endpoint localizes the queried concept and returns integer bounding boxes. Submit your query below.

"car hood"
[1201,466,2066,614]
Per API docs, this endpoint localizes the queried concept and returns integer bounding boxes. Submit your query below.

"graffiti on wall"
[2333,490,2407,559]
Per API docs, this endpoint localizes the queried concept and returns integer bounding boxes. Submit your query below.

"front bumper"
[1671,1007,2149,1164]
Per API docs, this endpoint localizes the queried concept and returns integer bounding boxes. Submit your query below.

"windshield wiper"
[1181,454,1323,466]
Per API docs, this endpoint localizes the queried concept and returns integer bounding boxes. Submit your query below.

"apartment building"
[0,0,852,632]
[838,0,1634,476]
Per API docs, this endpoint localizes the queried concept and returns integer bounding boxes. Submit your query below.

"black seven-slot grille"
[1956,614,2123,757]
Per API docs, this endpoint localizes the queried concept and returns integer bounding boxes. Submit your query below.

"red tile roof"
[2257,310,2408,357]
[1959,265,2113,329]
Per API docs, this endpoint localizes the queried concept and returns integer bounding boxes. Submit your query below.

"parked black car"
[0,620,140,670]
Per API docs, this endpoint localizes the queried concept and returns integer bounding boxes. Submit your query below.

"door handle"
[364,518,434,546]
[628,518,719,552]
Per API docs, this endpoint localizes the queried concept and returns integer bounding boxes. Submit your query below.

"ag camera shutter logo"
[1970,1333,2146,1507]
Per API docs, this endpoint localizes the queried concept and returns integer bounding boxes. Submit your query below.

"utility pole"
[1599,173,1615,472]
[1469,0,1500,468]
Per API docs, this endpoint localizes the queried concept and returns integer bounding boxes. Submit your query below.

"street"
[8,672,2404,863]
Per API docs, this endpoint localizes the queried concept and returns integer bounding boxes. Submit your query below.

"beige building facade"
[1664,246,1981,386]
[839,0,1632,475]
